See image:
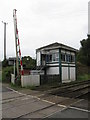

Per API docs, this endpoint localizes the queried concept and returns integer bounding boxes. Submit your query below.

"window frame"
[61,53,66,62]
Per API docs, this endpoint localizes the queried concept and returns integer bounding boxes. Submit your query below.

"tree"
[2,59,8,67]
[22,56,36,69]
[77,36,90,66]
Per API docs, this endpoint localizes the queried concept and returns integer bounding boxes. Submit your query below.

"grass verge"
[77,74,90,81]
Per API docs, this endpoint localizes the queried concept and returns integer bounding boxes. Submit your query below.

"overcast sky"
[0,0,89,60]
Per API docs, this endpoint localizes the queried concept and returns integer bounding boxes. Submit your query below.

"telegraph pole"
[2,21,8,60]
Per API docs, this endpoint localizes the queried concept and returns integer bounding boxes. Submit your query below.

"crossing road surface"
[1,84,89,119]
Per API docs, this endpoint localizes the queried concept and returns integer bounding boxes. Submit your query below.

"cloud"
[0,0,89,60]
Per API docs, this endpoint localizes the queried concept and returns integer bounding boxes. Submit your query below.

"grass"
[23,85,36,90]
[2,66,13,83]
[77,74,90,81]
[10,83,22,90]
[10,82,37,91]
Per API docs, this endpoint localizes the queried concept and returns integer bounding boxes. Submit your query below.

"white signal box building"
[36,42,77,83]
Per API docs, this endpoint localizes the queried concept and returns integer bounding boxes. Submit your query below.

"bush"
[2,66,13,83]
[2,60,8,67]
[77,74,90,81]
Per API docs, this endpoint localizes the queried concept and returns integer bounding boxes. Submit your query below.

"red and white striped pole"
[16,29,24,75]
[13,9,24,76]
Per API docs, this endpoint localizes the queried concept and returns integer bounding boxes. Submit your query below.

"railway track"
[49,80,90,100]
[47,80,90,92]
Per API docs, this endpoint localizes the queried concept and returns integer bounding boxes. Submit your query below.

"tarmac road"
[1,83,89,119]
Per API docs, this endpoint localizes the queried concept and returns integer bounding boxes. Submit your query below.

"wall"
[40,75,60,85]
[36,52,41,66]
[70,67,75,81]
[21,75,40,87]
[11,74,15,84]
[62,64,76,83]
[46,67,59,75]
[36,48,76,83]
[62,67,68,81]
[61,49,76,83]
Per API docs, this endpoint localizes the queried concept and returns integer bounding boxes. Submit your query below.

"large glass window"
[71,55,75,62]
[52,53,59,62]
[52,54,55,61]
[66,54,71,62]
[61,53,65,62]
[46,53,59,62]
[46,52,75,63]
[56,53,59,61]
[49,55,52,62]
[46,55,52,62]
[66,54,75,63]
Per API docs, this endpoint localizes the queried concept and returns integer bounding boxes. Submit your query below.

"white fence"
[21,75,40,87]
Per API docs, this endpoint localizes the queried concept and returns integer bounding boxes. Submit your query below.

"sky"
[0,0,89,60]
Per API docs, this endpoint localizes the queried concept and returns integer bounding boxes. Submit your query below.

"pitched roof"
[36,42,78,52]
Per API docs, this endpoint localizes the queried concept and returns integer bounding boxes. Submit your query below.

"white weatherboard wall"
[21,75,40,87]
[62,67,68,81]
[36,52,41,66]
[62,66,76,83]
[47,67,59,75]
[70,67,75,81]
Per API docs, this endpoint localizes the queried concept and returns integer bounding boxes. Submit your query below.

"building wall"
[62,66,76,82]
[47,67,59,75]
[45,48,76,82]
[70,67,75,80]
[61,49,76,82]
[36,48,76,83]
[62,67,68,80]
[36,51,41,66]
[62,62,76,82]
[46,49,59,75]
[21,75,40,87]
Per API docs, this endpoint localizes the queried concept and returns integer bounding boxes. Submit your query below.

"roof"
[8,57,16,61]
[36,42,78,52]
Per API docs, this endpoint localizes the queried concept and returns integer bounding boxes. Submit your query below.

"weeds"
[77,74,90,81]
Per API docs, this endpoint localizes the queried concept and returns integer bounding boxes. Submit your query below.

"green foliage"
[10,83,22,90]
[2,66,13,83]
[23,85,36,90]
[2,55,36,83]
[77,74,90,81]
[2,59,8,67]
[22,56,36,69]
[77,37,90,66]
